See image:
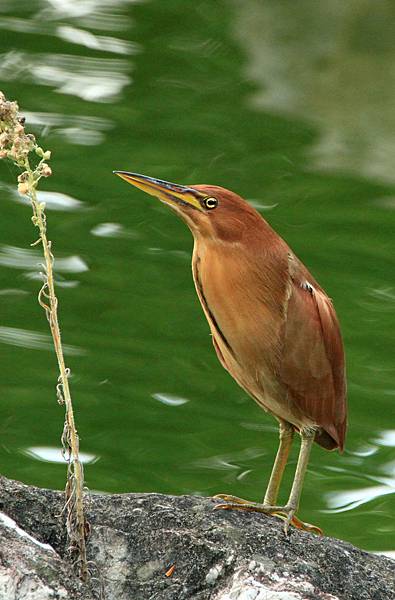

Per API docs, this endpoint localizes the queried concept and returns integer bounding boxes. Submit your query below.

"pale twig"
[0,90,89,581]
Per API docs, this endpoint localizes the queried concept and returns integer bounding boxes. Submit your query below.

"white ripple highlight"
[23,446,97,464]
[14,190,84,211]
[0,245,88,272]
[0,326,85,355]
[152,393,189,407]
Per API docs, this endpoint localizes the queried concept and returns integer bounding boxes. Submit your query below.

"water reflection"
[0,0,394,554]
[22,272,80,289]
[348,444,377,458]
[56,25,138,55]
[188,448,264,490]
[248,200,278,211]
[325,429,395,513]
[91,222,138,238]
[325,482,395,513]
[0,51,131,102]
[358,288,395,315]
[23,111,113,146]
[2,181,84,210]
[23,446,97,464]
[145,248,190,261]
[0,326,85,355]
[376,196,395,210]
[151,393,189,407]
[41,0,136,22]
[0,288,29,296]
[374,430,395,447]
[1,1,136,101]
[0,17,136,57]
[0,245,88,272]
[15,190,84,211]
[56,127,105,145]
[192,447,265,472]
[232,0,395,183]
[61,9,133,33]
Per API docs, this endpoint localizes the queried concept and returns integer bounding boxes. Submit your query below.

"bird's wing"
[279,262,347,450]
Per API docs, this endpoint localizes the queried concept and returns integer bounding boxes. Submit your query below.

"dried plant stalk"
[0,91,88,581]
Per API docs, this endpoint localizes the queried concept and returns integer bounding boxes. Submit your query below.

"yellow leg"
[263,420,294,506]
[213,428,322,535]
[282,428,315,531]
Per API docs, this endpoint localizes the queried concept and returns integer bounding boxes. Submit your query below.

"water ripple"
[1,180,84,210]
[192,447,265,472]
[23,446,97,464]
[152,393,189,407]
[56,25,139,55]
[0,326,85,355]
[248,199,279,211]
[17,190,84,211]
[324,482,395,513]
[23,110,113,131]
[0,51,131,102]
[91,222,139,238]
[374,430,395,447]
[22,110,113,146]
[0,11,137,55]
[0,245,88,272]
[0,288,28,296]
[39,0,136,22]
[324,429,395,513]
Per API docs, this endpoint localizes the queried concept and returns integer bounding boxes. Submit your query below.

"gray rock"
[0,476,393,600]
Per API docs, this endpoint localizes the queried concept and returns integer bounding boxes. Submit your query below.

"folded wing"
[280,271,347,450]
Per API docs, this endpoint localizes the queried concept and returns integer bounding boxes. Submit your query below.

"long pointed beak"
[114,171,205,211]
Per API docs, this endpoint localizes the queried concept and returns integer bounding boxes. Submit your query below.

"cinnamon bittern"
[115,171,347,534]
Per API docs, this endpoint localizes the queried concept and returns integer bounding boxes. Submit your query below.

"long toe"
[212,496,323,536]
[212,494,253,504]
[273,509,323,536]
[214,502,271,512]
[287,514,323,536]
[212,495,281,515]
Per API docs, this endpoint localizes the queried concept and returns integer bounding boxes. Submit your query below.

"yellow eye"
[204,197,218,210]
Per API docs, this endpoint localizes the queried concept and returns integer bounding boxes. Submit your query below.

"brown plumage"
[115,171,347,533]
[191,185,346,452]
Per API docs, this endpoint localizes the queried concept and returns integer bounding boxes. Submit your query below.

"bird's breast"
[191,241,290,414]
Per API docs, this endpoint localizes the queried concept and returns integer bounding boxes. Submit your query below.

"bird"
[114,170,347,534]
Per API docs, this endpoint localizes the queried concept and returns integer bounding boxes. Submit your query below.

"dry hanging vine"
[0,90,89,581]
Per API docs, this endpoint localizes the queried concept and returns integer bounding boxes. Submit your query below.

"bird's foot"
[273,509,323,536]
[212,494,323,536]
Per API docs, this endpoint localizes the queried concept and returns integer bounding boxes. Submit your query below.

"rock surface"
[0,476,394,600]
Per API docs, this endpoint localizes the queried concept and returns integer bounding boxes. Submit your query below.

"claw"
[272,511,323,536]
[213,502,235,511]
[291,515,323,535]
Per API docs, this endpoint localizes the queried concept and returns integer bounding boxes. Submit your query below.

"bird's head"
[114,171,263,243]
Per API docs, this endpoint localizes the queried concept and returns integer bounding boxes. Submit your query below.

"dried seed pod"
[18,171,29,183]
[42,164,52,177]
[18,182,29,195]
[0,132,10,148]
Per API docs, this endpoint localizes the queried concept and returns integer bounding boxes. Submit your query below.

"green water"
[0,0,394,554]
